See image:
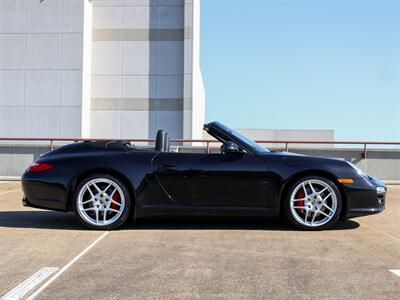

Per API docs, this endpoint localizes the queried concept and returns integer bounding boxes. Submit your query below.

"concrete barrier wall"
[0,145,51,178]
[1,144,399,182]
[287,148,400,182]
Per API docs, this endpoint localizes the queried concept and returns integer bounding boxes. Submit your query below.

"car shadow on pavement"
[0,211,83,230]
[0,211,360,231]
[124,216,360,231]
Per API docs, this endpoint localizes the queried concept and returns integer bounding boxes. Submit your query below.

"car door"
[152,152,273,207]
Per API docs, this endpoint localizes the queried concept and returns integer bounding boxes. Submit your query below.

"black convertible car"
[21,121,386,230]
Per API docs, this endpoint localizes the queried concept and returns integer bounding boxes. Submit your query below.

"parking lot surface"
[0,182,399,299]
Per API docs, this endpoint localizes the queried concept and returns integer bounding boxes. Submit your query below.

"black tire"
[283,175,342,231]
[73,173,131,230]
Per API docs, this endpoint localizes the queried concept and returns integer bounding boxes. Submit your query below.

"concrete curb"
[383,180,400,185]
[0,176,21,181]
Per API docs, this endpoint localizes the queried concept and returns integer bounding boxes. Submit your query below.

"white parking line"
[0,267,59,300]
[389,269,400,277]
[0,189,20,196]
[26,231,109,300]
[360,222,400,241]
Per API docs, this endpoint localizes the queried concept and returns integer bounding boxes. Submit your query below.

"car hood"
[260,150,364,179]
[269,151,303,156]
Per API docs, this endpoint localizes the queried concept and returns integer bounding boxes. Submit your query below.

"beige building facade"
[0,0,205,140]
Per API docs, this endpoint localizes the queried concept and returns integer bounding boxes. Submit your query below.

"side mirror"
[222,141,241,154]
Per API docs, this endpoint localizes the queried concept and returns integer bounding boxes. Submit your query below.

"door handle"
[157,164,177,173]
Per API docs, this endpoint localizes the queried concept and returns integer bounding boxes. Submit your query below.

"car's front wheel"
[284,176,342,230]
[73,174,131,230]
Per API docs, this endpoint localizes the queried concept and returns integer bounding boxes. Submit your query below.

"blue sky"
[200,0,400,141]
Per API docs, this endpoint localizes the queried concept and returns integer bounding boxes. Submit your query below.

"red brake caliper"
[294,188,305,214]
[111,191,120,210]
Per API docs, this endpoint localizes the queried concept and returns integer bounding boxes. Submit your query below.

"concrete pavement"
[0,183,399,299]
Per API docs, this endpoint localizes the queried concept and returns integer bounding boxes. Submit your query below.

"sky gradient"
[200,0,400,141]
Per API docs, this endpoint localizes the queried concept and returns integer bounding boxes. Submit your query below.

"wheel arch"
[66,167,136,214]
[279,169,347,218]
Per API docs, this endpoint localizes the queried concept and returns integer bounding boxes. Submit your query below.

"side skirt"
[135,204,279,218]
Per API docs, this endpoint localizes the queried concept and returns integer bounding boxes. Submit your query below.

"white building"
[0,0,205,140]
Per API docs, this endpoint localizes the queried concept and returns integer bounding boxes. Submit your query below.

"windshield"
[214,122,270,153]
[229,129,270,153]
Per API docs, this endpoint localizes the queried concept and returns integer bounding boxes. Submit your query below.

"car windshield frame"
[207,122,270,154]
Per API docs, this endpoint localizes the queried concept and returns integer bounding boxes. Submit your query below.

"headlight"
[346,161,367,177]
[376,187,386,194]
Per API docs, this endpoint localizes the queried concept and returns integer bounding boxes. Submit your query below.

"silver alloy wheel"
[290,179,337,227]
[77,178,125,226]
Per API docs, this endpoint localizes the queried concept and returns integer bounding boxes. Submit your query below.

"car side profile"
[21,121,386,230]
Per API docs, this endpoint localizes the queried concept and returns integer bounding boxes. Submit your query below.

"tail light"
[27,161,54,172]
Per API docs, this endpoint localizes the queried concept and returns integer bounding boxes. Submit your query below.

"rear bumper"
[21,173,68,211]
[343,176,386,220]
[22,196,65,211]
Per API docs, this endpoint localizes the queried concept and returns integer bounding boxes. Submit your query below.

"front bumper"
[343,175,386,219]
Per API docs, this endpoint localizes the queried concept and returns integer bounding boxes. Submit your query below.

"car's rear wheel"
[73,174,131,230]
[284,176,342,230]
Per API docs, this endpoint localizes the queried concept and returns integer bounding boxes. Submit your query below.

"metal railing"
[0,137,399,159]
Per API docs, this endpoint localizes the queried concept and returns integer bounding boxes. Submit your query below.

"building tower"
[0,0,205,140]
